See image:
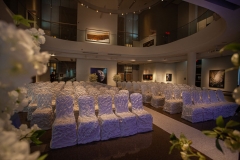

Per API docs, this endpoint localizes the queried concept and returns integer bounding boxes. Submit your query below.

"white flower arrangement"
[113,74,121,82]
[0,19,50,160]
[89,73,98,82]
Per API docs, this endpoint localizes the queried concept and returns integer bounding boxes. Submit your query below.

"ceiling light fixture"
[131,59,136,61]
[109,12,111,15]
[96,10,98,12]
[149,6,151,9]
[147,60,152,61]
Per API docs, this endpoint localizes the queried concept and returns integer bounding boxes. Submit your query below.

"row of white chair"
[50,93,153,149]
[182,90,238,123]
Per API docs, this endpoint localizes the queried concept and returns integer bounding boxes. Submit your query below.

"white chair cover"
[114,94,138,137]
[150,86,164,108]
[192,90,214,121]
[77,95,100,144]
[181,91,204,123]
[31,93,54,130]
[98,95,121,140]
[209,90,226,119]
[50,94,77,149]
[130,93,153,133]
[216,90,238,117]
[163,90,182,114]
[141,85,152,103]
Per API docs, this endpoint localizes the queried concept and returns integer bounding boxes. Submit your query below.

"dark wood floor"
[19,111,233,159]
[16,94,240,160]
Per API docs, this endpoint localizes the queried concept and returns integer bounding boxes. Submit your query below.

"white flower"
[25,28,46,46]
[233,130,240,137]
[233,87,240,105]
[8,90,19,102]
[0,21,50,88]
[0,131,40,160]
[181,143,189,151]
[0,21,37,87]
[231,53,240,66]
[180,151,189,160]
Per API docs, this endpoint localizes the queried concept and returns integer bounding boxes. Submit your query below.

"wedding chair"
[181,91,204,123]
[200,90,216,121]
[216,90,238,117]
[99,87,108,94]
[126,81,134,94]
[114,94,138,137]
[163,89,182,114]
[77,95,100,144]
[130,93,153,133]
[121,81,127,90]
[141,85,152,103]
[119,90,132,109]
[133,82,141,93]
[117,81,122,90]
[27,89,42,120]
[98,95,121,140]
[150,86,164,108]
[88,89,100,110]
[31,93,54,130]
[110,86,119,94]
[192,90,214,121]
[105,90,116,109]
[208,90,227,119]
[50,93,77,149]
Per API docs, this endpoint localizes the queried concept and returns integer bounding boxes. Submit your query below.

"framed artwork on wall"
[166,73,172,81]
[143,74,153,80]
[209,70,225,88]
[86,29,110,43]
[90,68,107,84]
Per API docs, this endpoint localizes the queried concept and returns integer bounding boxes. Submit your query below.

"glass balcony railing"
[3,0,214,47]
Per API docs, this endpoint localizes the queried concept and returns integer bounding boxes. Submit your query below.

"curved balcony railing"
[3,0,214,47]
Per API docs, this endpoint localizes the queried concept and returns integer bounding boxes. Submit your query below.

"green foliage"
[203,116,240,153]
[37,154,48,160]
[31,130,46,145]
[169,133,205,160]
[12,15,34,27]
[220,43,240,52]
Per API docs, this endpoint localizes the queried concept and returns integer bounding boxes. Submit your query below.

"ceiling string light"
[77,0,161,16]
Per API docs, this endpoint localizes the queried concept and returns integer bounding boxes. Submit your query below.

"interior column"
[187,52,196,86]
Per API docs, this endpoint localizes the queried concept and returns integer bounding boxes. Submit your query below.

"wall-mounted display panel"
[86,29,110,43]
[209,70,225,88]
[90,68,107,84]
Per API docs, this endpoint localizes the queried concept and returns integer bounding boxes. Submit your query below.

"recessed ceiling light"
[96,10,98,12]
[131,59,135,61]
[147,60,152,61]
